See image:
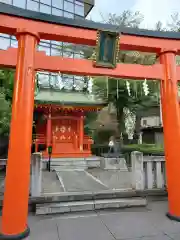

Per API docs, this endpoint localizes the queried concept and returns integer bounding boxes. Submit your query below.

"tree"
[106,10,144,28]
[0,69,14,136]
[167,13,180,31]
[0,69,14,102]
[90,11,161,142]
[0,92,11,136]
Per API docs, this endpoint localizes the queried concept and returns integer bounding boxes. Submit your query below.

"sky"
[88,0,180,29]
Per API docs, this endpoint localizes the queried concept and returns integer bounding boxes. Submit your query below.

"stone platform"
[27,201,180,240]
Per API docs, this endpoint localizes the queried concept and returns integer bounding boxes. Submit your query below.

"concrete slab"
[100,211,161,239]
[167,233,180,240]
[28,218,59,240]
[56,170,108,192]
[24,201,180,240]
[87,169,132,189]
[56,216,114,240]
[41,170,64,194]
[36,198,147,215]
[141,236,172,240]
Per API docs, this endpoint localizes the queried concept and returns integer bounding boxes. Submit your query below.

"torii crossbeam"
[0,3,180,239]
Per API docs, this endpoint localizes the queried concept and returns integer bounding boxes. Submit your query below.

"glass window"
[52,0,63,9]
[63,75,74,90]
[40,0,51,5]
[40,4,51,14]
[51,40,62,46]
[0,33,10,38]
[63,51,73,58]
[0,37,10,50]
[74,53,83,59]
[75,3,84,16]
[0,0,12,4]
[63,11,74,18]
[38,45,50,56]
[74,15,84,20]
[75,0,84,6]
[11,39,18,48]
[11,36,16,40]
[64,1,74,13]
[51,47,61,56]
[27,0,39,11]
[13,0,26,8]
[41,39,51,43]
[38,73,50,87]
[52,8,63,16]
[50,74,59,87]
[39,41,50,47]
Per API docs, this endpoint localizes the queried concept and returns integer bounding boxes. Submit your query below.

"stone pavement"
[28,201,180,240]
[56,170,108,192]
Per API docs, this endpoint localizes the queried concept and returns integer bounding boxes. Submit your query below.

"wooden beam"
[0,48,17,68]
[1,48,180,81]
[1,14,180,53]
[35,51,163,80]
[0,14,96,46]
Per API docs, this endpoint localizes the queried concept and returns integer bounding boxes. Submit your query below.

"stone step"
[50,159,101,171]
[51,166,86,171]
[36,197,147,215]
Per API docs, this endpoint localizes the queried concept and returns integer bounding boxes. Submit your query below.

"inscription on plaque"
[94,30,120,69]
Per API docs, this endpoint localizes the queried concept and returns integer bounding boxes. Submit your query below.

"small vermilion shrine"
[34,103,104,158]
[2,2,180,239]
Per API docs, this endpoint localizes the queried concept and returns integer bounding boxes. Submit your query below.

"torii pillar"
[0,30,39,239]
[159,49,180,221]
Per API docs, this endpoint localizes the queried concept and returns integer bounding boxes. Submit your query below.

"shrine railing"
[83,136,93,152]
[32,134,46,152]
[131,151,166,191]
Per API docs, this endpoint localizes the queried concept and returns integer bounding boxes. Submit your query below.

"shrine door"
[52,118,78,156]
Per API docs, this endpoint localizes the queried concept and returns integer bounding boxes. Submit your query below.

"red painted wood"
[1,14,180,53]
[2,48,180,80]
[35,111,93,158]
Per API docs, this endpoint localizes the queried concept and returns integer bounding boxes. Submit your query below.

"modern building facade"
[0,0,107,158]
[0,0,94,88]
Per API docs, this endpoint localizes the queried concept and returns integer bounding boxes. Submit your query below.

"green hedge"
[122,144,164,155]
[91,144,164,156]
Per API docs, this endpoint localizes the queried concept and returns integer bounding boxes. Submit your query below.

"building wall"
[0,0,91,92]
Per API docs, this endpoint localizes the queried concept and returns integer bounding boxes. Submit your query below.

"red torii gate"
[0,2,180,239]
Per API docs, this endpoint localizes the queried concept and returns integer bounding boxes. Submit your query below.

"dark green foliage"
[91,143,164,156]
[0,69,14,136]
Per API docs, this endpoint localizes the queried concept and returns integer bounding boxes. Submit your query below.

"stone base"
[166,212,180,222]
[36,198,147,215]
[100,157,128,171]
[46,157,101,171]
[0,226,30,240]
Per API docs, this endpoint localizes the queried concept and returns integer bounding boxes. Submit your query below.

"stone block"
[69,201,94,212]
[31,153,42,197]
[131,151,144,190]
[100,157,128,171]
[94,198,147,210]
[36,202,71,215]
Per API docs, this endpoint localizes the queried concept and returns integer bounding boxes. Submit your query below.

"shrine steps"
[43,152,92,159]
[42,156,101,171]
[36,197,147,215]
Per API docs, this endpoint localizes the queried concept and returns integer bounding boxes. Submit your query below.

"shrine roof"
[1,3,180,40]
[34,89,106,107]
